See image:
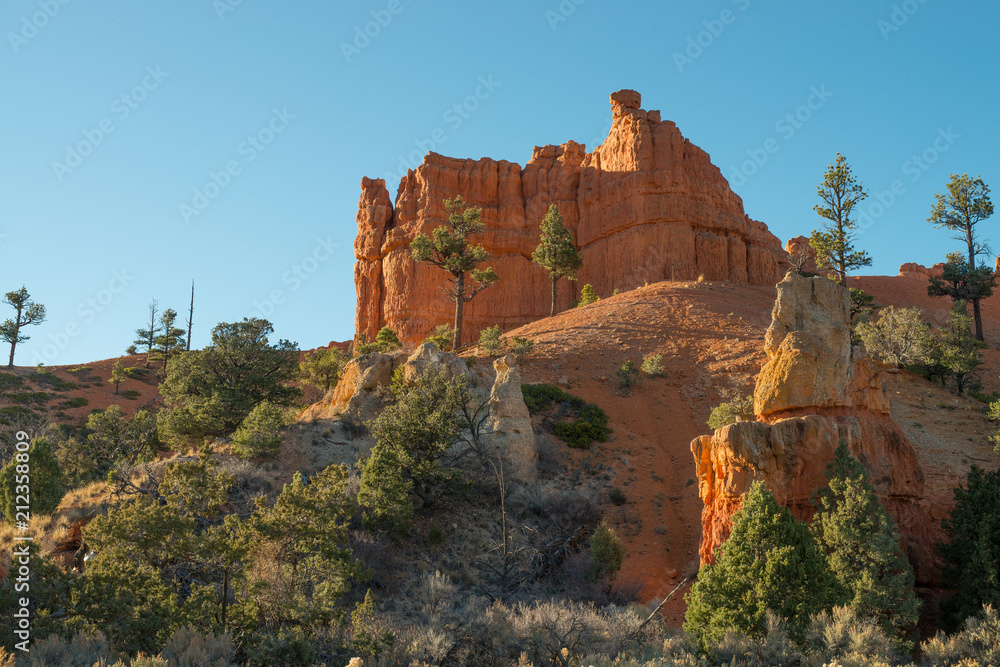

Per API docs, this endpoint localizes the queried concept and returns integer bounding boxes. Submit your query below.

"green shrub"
[706,394,754,430]
[231,401,286,458]
[0,373,24,391]
[0,437,66,521]
[554,403,611,449]
[939,466,1000,630]
[640,353,665,376]
[121,389,141,400]
[7,391,51,405]
[58,396,89,409]
[856,305,935,367]
[477,325,505,355]
[510,336,534,360]
[971,389,1000,404]
[356,326,402,355]
[28,371,77,391]
[298,346,348,393]
[812,443,920,649]
[358,369,467,535]
[425,324,454,351]
[608,487,627,506]
[521,383,570,413]
[521,383,611,449]
[588,522,624,583]
[684,482,840,650]
[617,360,638,393]
[579,284,599,305]
[0,405,42,422]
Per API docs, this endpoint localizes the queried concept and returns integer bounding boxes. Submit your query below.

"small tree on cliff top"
[532,204,583,317]
[410,196,499,349]
[809,154,872,287]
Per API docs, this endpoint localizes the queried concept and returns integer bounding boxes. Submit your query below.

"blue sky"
[1,0,997,365]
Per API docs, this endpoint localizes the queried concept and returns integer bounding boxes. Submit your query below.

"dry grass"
[0,508,86,560]
[58,480,112,513]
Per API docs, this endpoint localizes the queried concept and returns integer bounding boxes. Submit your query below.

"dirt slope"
[497,276,999,626]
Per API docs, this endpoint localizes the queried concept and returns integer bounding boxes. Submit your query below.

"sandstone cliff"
[690,273,936,584]
[355,90,788,345]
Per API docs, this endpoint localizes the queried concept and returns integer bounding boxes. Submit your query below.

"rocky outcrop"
[298,351,406,423]
[898,262,945,278]
[486,355,538,483]
[53,514,94,572]
[401,343,473,387]
[355,90,789,345]
[690,273,936,584]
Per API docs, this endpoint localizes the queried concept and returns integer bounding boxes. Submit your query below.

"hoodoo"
[690,272,936,584]
[354,89,788,345]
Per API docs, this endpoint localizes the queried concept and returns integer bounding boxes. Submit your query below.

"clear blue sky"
[1,0,997,365]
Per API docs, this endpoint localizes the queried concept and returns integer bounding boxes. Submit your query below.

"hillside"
[490,274,1000,626]
[2,271,998,632]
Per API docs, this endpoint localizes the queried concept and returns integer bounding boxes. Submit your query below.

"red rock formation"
[355,90,789,345]
[785,235,820,274]
[898,262,945,278]
[690,273,936,585]
[51,514,94,572]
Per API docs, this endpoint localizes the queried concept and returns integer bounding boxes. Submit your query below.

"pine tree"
[0,437,65,520]
[939,465,1000,630]
[809,154,872,286]
[531,204,583,317]
[579,284,599,305]
[358,368,465,534]
[153,308,187,372]
[231,400,286,459]
[410,196,499,349]
[939,303,981,396]
[0,286,46,368]
[684,481,840,649]
[928,252,997,317]
[109,357,132,395]
[928,174,994,341]
[134,299,161,369]
[812,442,921,649]
[156,318,301,445]
[299,346,348,393]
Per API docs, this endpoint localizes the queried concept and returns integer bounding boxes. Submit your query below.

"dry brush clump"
[5,627,232,667]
